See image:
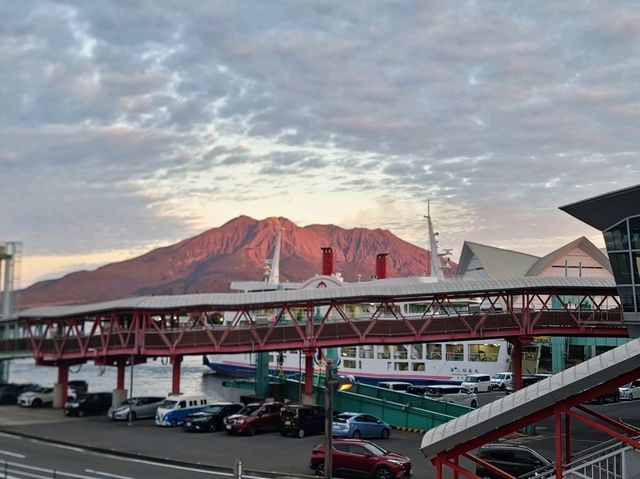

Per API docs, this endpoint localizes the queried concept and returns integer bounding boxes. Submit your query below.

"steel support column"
[555,409,563,479]
[511,339,523,391]
[565,412,571,464]
[54,362,69,408]
[116,362,126,390]
[304,349,315,395]
[171,355,182,395]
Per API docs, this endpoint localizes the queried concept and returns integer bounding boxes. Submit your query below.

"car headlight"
[388,459,408,465]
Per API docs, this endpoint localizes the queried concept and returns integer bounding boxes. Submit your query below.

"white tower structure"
[265,228,282,286]
[425,203,450,280]
[1,242,21,320]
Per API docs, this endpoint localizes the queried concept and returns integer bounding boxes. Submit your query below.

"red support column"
[555,409,563,479]
[512,339,523,391]
[58,363,69,406]
[304,349,316,395]
[565,412,571,464]
[171,356,182,395]
[116,362,126,390]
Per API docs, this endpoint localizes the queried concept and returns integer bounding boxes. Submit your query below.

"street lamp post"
[324,359,334,479]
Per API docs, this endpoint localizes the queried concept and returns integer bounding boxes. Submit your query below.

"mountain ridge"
[19,216,456,308]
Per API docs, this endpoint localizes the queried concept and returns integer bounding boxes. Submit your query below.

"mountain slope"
[19,216,455,307]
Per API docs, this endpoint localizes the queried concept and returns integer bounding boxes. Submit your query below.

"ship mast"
[425,202,446,280]
[266,227,282,285]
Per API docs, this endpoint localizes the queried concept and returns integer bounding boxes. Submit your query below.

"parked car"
[310,438,412,479]
[224,401,283,435]
[586,389,620,404]
[332,412,391,439]
[475,443,550,479]
[0,383,39,405]
[504,375,543,394]
[182,402,244,432]
[108,396,165,421]
[619,379,640,400]
[64,392,112,417]
[424,384,478,408]
[490,372,513,391]
[377,381,413,392]
[280,404,325,438]
[155,394,208,427]
[406,385,429,396]
[460,374,492,393]
[17,386,55,407]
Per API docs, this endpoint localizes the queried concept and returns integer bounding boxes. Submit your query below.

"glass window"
[635,287,640,314]
[412,363,425,371]
[392,345,408,359]
[630,217,640,250]
[411,344,423,360]
[394,362,409,371]
[343,359,356,368]
[446,344,464,361]
[633,252,640,284]
[617,286,636,312]
[604,222,629,251]
[377,346,391,359]
[341,346,357,358]
[609,253,633,285]
[426,344,442,360]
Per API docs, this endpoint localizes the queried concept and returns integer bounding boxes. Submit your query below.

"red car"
[224,401,283,435]
[310,438,412,479]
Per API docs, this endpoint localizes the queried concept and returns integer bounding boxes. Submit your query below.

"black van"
[64,392,112,417]
[279,404,325,438]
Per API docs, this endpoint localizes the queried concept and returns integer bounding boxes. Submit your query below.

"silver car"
[108,396,165,421]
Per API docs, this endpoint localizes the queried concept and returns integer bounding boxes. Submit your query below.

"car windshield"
[494,374,507,379]
[202,405,224,414]
[363,442,389,456]
[238,404,260,416]
[464,376,478,382]
[160,400,178,409]
[281,408,298,419]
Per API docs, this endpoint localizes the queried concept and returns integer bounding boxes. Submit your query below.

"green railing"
[273,377,472,431]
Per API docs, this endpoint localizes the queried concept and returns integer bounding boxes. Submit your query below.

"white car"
[460,374,492,393]
[490,372,513,391]
[424,384,479,408]
[619,380,640,400]
[17,386,54,407]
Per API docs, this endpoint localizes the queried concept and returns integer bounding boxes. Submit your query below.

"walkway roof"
[18,276,616,319]
[421,337,640,461]
[560,184,640,230]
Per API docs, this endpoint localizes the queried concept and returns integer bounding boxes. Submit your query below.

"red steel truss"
[9,286,626,366]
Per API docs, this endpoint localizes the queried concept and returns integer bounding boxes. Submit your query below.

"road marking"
[0,449,26,458]
[85,470,136,479]
[28,439,84,452]
[108,456,234,476]
[4,461,101,479]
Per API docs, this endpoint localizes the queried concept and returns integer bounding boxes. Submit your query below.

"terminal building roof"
[560,184,640,231]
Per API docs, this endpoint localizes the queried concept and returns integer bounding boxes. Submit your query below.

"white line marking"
[85,470,136,479]
[28,439,84,452]
[107,456,234,476]
[0,449,26,458]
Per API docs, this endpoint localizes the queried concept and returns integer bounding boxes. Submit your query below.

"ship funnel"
[321,247,334,276]
[375,253,388,279]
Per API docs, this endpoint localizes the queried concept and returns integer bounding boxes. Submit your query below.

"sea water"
[5,355,247,402]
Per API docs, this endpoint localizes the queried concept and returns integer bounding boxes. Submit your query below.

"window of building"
[629,216,640,250]
[609,253,633,285]
[604,221,629,251]
[633,252,640,284]
[618,286,636,312]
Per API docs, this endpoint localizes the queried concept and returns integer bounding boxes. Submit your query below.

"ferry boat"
[204,210,531,385]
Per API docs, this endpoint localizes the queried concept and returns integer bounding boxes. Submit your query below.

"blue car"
[331,412,391,439]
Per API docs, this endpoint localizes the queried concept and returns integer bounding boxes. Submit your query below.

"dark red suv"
[310,438,412,479]
[224,401,283,435]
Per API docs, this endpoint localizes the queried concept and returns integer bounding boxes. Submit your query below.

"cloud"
[2,1,640,286]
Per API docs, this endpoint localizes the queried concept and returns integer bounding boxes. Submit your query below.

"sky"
[2,1,640,288]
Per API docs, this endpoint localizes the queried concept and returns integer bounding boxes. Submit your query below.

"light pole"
[127,353,134,426]
[324,359,334,479]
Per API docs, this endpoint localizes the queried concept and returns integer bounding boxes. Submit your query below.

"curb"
[393,426,425,434]
[0,428,316,479]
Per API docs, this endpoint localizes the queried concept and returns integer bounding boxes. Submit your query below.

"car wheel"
[314,461,324,476]
[170,419,178,427]
[78,410,85,418]
[381,428,390,439]
[247,425,256,436]
[280,430,287,436]
[614,395,619,403]
[297,428,305,438]
[500,384,506,391]
[630,394,634,400]
[32,398,43,408]
[471,400,478,408]
[352,430,361,439]
[473,387,479,394]
[208,422,218,432]
[375,466,393,479]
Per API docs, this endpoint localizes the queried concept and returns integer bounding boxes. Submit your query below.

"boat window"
[410,344,423,360]
[341,346,357,358]
[426,344,442,360]
[377,345,391,359]
[343,359,356,368]
[469,343,500,362]
[446,344,464,361]
[394,362,409,371]
[392,345,408,359]
[360,345,374,359]
[412,363,425,371]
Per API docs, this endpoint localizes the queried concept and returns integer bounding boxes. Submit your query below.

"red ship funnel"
[376,253,388,279]
[321,247,334,275]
